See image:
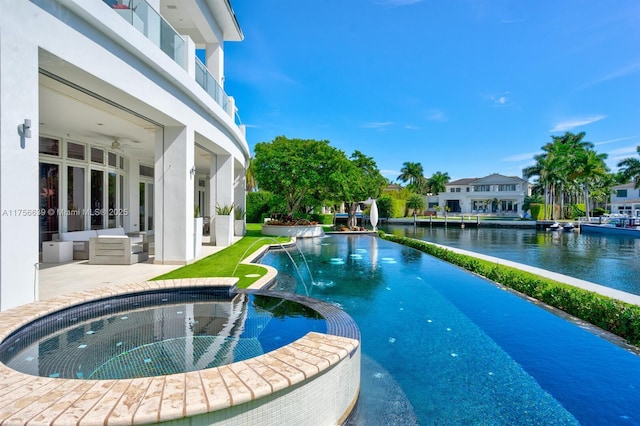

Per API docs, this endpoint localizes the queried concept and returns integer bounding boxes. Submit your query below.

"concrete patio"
[37,236,241,300]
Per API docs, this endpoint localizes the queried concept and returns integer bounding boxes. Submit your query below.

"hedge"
[380,232,640,346]
[391,199,406,218]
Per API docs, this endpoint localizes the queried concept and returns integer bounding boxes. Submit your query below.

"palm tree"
[571,148,609,218]
[397,162,428,194]
[246,157,257,192]
[617,146,640,188]
[406,193,426,222]
[426,171,450,195]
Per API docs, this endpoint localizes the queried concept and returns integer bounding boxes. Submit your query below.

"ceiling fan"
[111,137,125,152]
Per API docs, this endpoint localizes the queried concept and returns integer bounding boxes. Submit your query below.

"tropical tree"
[245,157,257,192]
[570,148,609,218]
[406,193,426,222]
[524,131,610,220]
[397,162,428,194]
[334,150,387,228]
[426,171,450,194]
[252,136,346,217]
[617,146,640,188]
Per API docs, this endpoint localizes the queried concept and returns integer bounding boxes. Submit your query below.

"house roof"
[447,173,529,186]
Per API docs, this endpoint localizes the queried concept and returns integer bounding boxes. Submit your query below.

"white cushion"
[60,230,97,242]
[96,227,126,236]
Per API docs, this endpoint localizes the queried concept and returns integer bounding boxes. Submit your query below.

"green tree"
[334,151,387,228]
[252,136,345,217]
[523,131,609,220]
[406,193,426,221]
[397,162,428,194]
[617,146,640,188]
[426,171,450,195]
[570,148,609,218]
[245,157,257,192]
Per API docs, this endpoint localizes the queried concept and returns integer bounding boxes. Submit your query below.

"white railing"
[106,0,185,68]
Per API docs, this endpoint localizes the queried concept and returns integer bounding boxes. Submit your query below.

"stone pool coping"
[0,277,360,425]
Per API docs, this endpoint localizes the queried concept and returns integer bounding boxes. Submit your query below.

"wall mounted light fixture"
[189,166,196,178]
[18,119,32,139]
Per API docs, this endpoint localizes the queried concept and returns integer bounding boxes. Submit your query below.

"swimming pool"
[262,234,640,425]
[0,288,326,380]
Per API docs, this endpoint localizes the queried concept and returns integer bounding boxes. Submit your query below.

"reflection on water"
[383,224,640,295]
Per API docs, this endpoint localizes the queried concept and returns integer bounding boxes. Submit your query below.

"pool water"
[384,224,640,295]
[0,289,326,379]
[262,235,640,425]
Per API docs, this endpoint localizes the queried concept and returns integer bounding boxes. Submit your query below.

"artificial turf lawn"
[152,223,289,288]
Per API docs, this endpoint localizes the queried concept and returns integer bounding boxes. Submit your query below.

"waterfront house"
[0,0,249,310]
[438,173,532,215]
[609,183,640,217]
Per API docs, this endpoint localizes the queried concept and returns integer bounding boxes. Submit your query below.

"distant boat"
[547,222,561,231]
[580,217,640,237]
[563,222,576,232]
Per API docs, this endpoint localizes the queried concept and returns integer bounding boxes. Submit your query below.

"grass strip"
[152,223,289,288]
[380,232,640,347]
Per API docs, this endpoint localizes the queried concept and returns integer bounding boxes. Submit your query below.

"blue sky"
[224,0,640,182]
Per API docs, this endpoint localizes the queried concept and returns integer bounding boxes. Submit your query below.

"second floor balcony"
[105,0,243,130]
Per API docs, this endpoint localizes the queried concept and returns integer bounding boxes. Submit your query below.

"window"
[473,185,491,192]
[501,200,517,211]
[108,152,118,168]
[39,136,60,156]
[91,147,104,164]
[449,187,461,193]
[67,142,85,161]
[617,189,628,198]
[140,164,154,178]
[498,184,517,191]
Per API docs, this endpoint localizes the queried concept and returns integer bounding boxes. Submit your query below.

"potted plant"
[214,203,234,246]
[234,205,246,236]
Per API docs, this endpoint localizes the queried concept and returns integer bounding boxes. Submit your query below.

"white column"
[154,126,195,264]
[0,32,39,309]
[125,156,140,232]
[216,154,234,208]
[234,161,246,214]
[205,42,223,85]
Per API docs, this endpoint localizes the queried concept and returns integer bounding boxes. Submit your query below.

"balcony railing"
[106,0,243,130]
[106,0,185,67]
[195,57,228,111]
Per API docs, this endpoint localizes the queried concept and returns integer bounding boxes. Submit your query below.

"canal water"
[382,224,640,296]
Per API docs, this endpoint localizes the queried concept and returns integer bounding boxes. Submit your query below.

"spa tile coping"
[0,277,359,425]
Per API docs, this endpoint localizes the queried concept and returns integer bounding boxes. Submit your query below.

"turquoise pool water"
[0,290,326,379]
[261,235,640,425]
[383,224,640,295]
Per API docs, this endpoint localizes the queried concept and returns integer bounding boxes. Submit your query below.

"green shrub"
[530,203,544,220]
[380,233,640,346]
[311,213,334,224]
[391,199,406,218]
[246,191,273,223]
[377,195,394,219]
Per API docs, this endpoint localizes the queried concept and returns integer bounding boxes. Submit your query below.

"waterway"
[382,224,640,296]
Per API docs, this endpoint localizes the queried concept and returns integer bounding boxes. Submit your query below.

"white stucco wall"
[0,23,41,310]
[0,0,249,307]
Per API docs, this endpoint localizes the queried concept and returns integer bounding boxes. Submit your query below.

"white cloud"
[381,169,401,180]
[487,91,512,107]
[581,62,640,89]
[426,109,447,122]
[404,125,421,130]
[549,115,606,132]
[606,146,639,157]
[361,121,394,129]
[502,152,541,162]
[594,135,640,146]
